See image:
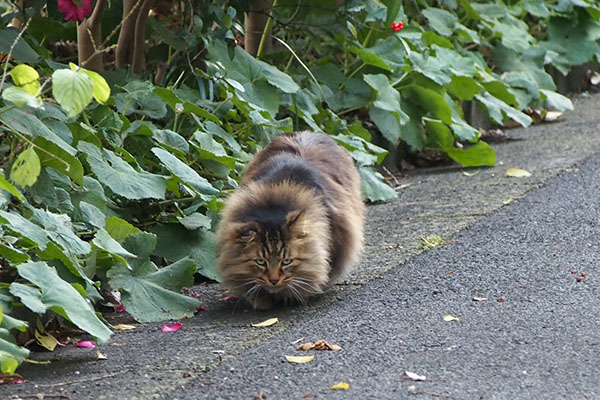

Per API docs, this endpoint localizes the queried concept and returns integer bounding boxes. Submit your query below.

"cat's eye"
[281,258,293,266]
[255,258,267,267]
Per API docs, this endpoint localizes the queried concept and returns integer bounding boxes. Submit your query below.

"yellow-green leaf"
[443,314,460,322]
[114,324,137,331]
[251,317,279,328]
[505,168,531,178]
[10,147,41,187]
[34,329,58,351]
[331,381,350,390]
[83,69,110,104]
[10,64,40,95]
[285,355,315,363]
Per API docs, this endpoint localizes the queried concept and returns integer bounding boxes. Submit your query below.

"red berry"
[576,277,583,282]
[391,21,404,32]
[570,269,577,274]
[581,272,587,277]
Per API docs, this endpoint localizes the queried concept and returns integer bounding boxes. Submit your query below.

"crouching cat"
[216,132,364,310]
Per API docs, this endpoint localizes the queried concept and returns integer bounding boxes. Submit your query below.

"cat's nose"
[269,277,279,285]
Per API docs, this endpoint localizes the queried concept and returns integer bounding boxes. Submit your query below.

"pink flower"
[391,21,404,32]
[199,305,207,311]
[161,322,183,332]
[75,340,96,348]
[58,0,93,22]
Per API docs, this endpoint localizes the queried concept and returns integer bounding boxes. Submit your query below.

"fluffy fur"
[216,131,364,309]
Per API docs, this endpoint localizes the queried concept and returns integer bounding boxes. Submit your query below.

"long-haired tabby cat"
[216,131,364,310]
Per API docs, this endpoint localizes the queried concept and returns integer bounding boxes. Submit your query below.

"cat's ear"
[286,210,307,237]
[233,223,258,243]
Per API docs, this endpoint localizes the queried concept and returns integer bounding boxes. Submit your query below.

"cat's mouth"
[262,284,286,294]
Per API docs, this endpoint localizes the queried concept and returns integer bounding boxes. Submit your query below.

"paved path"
[5,92,600,400]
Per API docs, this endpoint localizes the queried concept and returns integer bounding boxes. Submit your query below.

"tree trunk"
[244,0,273,57]
[131,0,155,74]
[115,0,141,68]
[77,0,106,71]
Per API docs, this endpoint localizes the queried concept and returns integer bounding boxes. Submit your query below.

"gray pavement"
[5,92,600,400]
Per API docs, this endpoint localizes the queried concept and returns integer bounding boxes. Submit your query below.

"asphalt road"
[5,92,600,400]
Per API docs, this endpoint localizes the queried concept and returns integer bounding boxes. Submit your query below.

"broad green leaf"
[0,336,29,374]
[34,136,84,185]
[9,283,46,313]
[10,64,40,95]
[92,228,137,259]
[0,173,24,201]
[447,76,482,100]
[10,147,41,187]
[105,217,141,242]
[359,167,397,203]
[368,107,402,145]
[0,29,39,63]
[402,85,452,124]
[107,248,201,323]
[2,86,43,108]
[0,243,29,263]
[178,212,212,230]
[540,89,574,111]
[79,142,167,200]
[422,7,458,36]
[475,92,532,127]
[30,206,91,255]
[408,52,452,85]
[114,80,167,119]
[363,74,407,118]
[0,210,50,250]
[52,68,94,118]
[191,131,236,169]
[150,223,218,281]
[16,262,112,343]
[78,201,106,229]
[208,40,299,94]
[349,46,392,71]
[153,129,190,155]
[151,147,219,197]
[0,312,27,332]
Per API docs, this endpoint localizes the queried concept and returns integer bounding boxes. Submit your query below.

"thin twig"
[0,18,32,92]
[35,372,120,388]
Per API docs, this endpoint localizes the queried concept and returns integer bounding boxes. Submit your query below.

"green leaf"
[9,283,46,313]
[78,201,106,229]
[349,45,392,71]
[29,206,91,255]
[34,136,84,185]
[10,64,40,95]
[1,86,43,108]
[151,147,219,197]
[92,228,137,259]
[475,92,532,127]
[150,224,218,281]
[52,68,94,118]
[0,172,24,201]
[10,147,41,187]
[422,7,458,36]
[106,217,141,242]
[153,129,190,155]
[178,212,212,231]
[0,335,29,374]
[0,210,50,250]
[15,261,112,343]
[114,80,167,119]
[79,142,167,200]
[191,131,236,169]
[402,85,452,124]
[107,239,201,323]
[0,29,40,63]
[540,89,574,111]
[447,76,482,100]
[359,167,397,203]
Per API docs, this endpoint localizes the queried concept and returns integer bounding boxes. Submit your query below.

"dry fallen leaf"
[331,381,350,390]
[443,315,460,322]
[505,168,532,178]
[404,371,427,381]
[285,355,315,363]
[96,350,107,360]
[297,340,342,351]
[591,72,600,86]
[473,296,488,302]
[251,317,279,328]
[544,111,563,122]
[35,329,58,352]
[114,324,137,331]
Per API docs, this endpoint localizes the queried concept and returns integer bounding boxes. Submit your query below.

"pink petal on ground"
[200,305,207,311]
[116,304,125,313]
[75,340,96,348]
[189,293,201,298]
[219,295,239,302]
[10,379,25,384]
[161,322,183,332]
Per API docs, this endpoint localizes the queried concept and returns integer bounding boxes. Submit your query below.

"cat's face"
[218,210,330,307]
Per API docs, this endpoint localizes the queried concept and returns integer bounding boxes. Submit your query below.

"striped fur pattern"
[216,132,364,309]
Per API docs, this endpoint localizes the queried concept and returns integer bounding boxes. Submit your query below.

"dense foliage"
[0,0,598,374]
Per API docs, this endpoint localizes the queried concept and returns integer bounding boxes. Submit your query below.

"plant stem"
[256,0,279,60]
